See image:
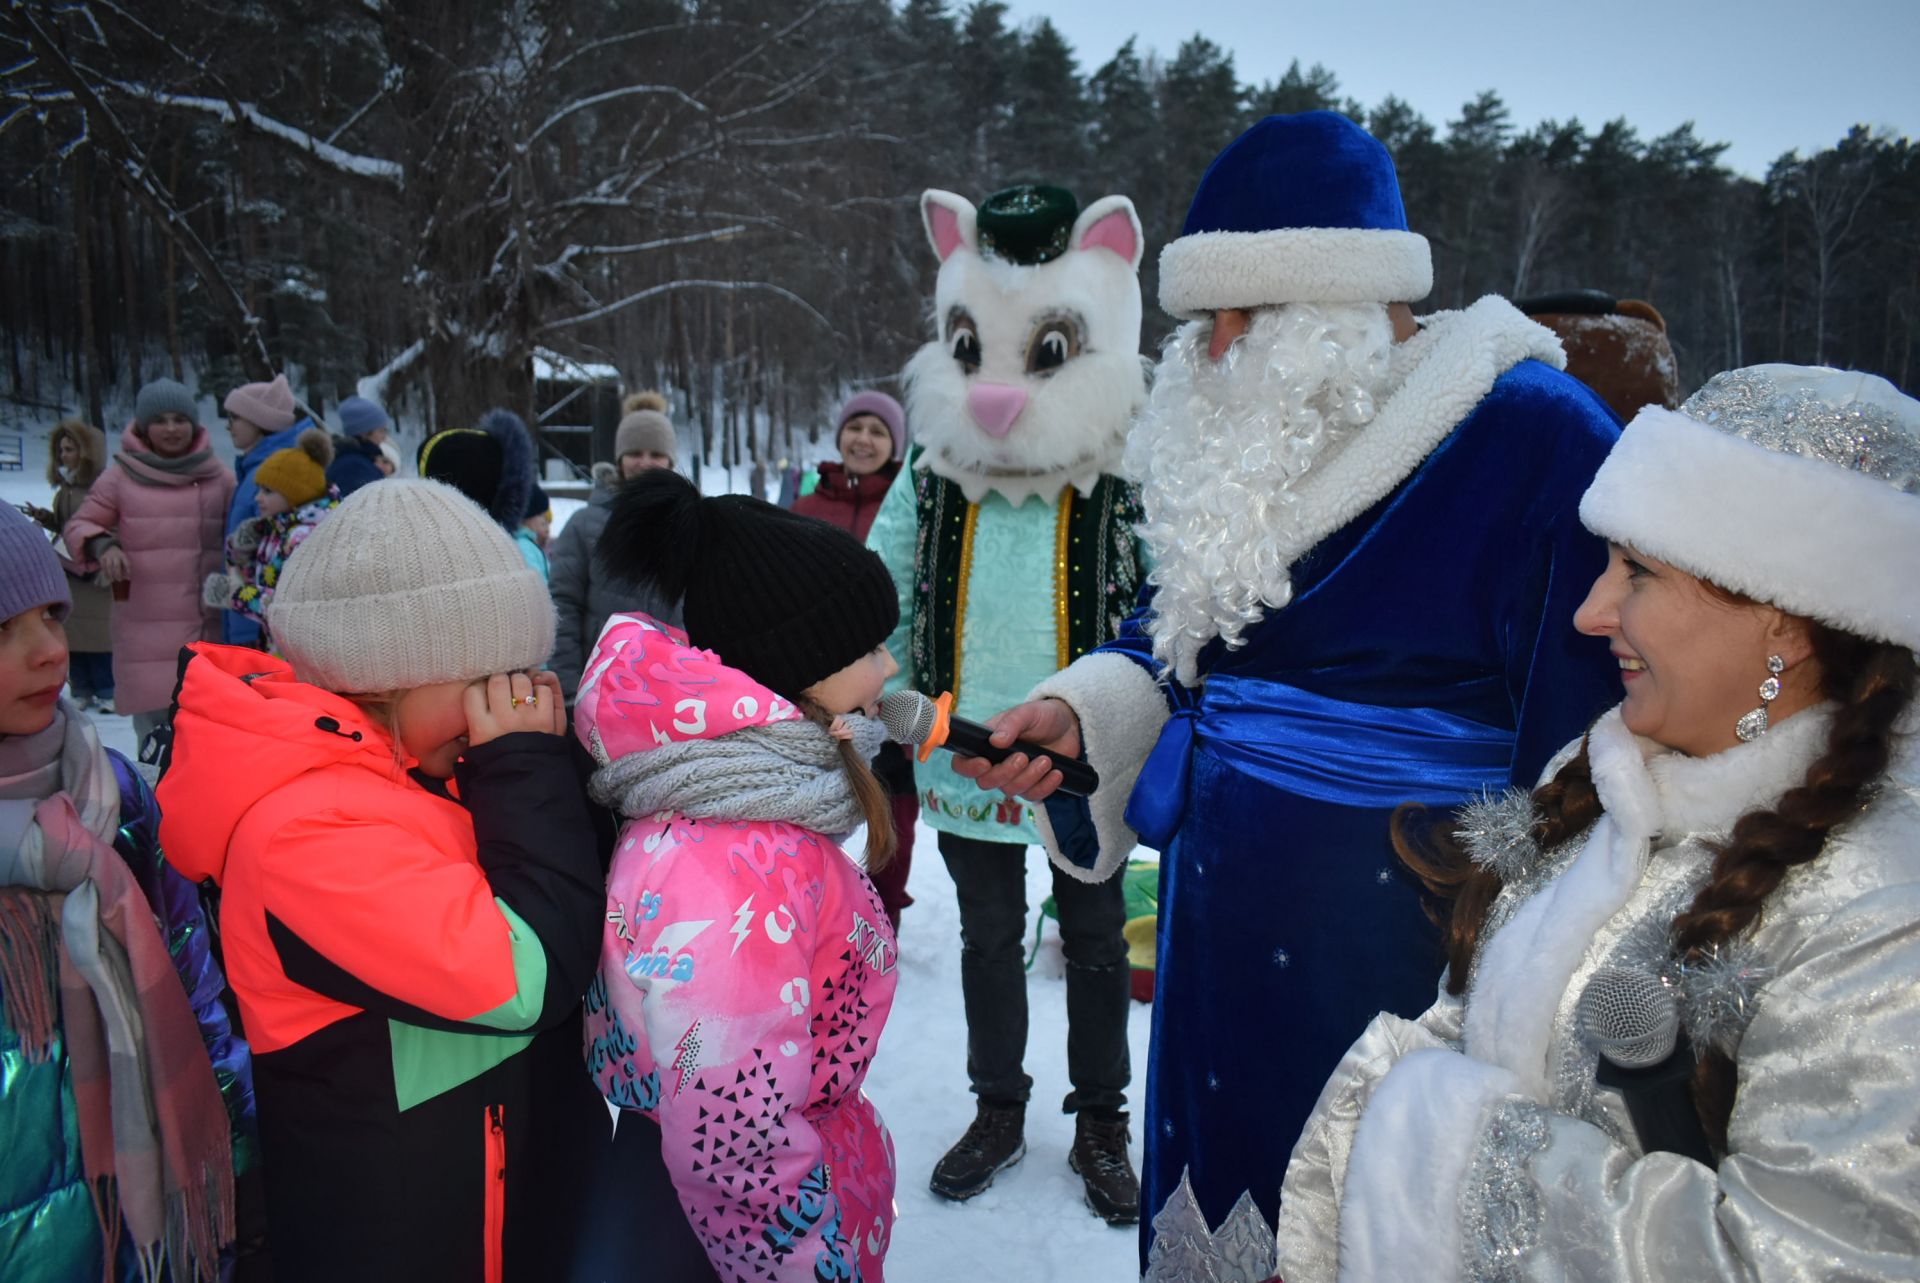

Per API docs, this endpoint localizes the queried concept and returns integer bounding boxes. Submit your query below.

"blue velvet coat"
[1087,357,1623,1263]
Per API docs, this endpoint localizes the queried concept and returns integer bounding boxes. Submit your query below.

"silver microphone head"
[878,690,936,746]
[1578,967,1680,1069]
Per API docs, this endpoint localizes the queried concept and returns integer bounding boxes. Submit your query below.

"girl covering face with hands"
[157,479,606,1283]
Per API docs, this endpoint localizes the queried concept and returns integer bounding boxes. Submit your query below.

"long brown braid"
[1394,624,1916,1153]
[1394,740,1604,998]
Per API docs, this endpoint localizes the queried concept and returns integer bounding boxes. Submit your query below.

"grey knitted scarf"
[590,713,891,840]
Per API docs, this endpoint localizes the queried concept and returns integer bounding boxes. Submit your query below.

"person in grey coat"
[548,393,682,700]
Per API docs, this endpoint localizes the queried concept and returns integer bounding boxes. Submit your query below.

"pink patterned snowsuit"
[576,614,897,1283]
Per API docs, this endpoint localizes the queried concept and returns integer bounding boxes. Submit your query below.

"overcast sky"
[1001,0,1917,179]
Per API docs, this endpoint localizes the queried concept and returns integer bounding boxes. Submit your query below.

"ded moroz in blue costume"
[1017,113,1625,1276]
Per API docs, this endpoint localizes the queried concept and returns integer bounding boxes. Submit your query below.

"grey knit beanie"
[615,392,677,463]
[134,378,198,429]
[0,504,69,624]
[270,479,555,693]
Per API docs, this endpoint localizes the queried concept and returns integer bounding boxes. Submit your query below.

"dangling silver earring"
[1735,654,1786,742]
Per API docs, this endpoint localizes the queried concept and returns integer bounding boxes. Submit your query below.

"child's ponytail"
[800,698,895,873]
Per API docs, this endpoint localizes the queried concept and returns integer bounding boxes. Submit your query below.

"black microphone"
[1577,967,1717,1168]
[878,690,1101,799]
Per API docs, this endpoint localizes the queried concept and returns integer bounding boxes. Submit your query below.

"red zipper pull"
[483,1104,507,1283]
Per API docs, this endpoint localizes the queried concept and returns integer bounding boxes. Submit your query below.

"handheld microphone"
[1577,967,1717,1168]
[878,690,1101,799]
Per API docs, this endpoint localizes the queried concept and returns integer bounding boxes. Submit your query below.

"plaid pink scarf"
[0,706,233,1281]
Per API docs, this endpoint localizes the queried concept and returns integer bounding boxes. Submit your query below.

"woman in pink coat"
[64,378,235,742]
[577,471,901,1282]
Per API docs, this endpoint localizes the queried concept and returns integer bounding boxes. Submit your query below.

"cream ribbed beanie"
[270,479,556,693]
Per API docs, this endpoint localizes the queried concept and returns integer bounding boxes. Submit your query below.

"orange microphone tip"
[921,690,955,763]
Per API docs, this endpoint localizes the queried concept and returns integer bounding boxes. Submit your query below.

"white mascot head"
[903,185,1148,506]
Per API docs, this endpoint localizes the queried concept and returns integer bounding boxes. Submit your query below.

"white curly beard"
[1128,302,1398,685]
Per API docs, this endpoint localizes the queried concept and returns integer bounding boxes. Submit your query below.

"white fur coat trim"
[1159,227,1433,319]
[1029,651,1171,881]
[1579,406,1920,652]
[1337,1048,1519,1282]
[1462,704,1836,1098]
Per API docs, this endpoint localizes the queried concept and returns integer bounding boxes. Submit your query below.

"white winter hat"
[270,478,556,693]
[1580,364,1920,651]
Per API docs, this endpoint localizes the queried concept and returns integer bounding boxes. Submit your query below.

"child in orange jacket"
[158,479,606,1283]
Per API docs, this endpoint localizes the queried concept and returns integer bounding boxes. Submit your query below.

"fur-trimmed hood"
[45,418,106,488]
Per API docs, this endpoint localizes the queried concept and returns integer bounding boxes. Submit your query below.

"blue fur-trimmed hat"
[1158,111,1433,319]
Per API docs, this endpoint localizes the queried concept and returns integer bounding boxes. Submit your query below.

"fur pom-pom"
[477,407,536,531]
[596,468,703,601]
[295,426,335,468]
[1454,787,1543,881]
[591,460,620,487]
[1675,938,1773,1056]
[623,390,668,415]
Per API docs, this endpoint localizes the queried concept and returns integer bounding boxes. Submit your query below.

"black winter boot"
[929,1101,1026,1201]
[1069,1112,1140,1225]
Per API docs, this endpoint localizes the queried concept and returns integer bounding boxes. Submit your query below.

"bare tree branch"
[537,279,836,335]
[2,3,274,378]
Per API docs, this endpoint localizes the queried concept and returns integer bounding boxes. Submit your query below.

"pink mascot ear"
[929,205,965,260]
[921,190,976,263]
[1073,196,1144,270]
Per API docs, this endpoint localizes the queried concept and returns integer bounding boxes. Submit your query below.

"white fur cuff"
[1338,1049,1520,1282]
[1029,652,1170,882]
[1580,408,1920,652]
[1158,227,1433,319]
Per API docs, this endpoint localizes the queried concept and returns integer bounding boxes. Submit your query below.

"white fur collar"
[1465,702,1837,1096]
[1244,295,1564,579]
[1621,702,1837,840]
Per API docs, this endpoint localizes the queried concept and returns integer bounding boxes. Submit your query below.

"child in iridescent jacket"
[0,503,255,1283]
[579,471,902,1283]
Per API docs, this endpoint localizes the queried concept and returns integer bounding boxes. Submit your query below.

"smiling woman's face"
[1573,544,1818,757]
[0,603,69,736]
[838,414,894,477]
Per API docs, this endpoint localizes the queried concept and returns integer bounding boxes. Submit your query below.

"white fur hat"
[271,478,556,692]
[1579,364,1920,650]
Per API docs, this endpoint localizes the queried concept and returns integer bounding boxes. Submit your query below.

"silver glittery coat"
[1276,700,1920,1282]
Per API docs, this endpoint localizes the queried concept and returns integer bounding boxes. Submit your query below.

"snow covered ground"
[847,826,1152,1282]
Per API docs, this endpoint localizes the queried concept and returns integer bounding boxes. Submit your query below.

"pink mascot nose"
[966,382,1029,438]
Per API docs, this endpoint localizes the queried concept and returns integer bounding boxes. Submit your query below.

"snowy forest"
[4,0,1916,462]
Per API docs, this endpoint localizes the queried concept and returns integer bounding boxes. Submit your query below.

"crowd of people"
[3,108,1916,1283]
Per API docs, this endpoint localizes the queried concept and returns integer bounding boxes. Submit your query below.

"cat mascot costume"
[866,185,1151,1222]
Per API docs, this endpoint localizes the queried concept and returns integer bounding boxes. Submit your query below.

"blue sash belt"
[1124,675,1514,849]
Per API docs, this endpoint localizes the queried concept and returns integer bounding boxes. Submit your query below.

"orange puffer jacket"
[158,642,606,1283]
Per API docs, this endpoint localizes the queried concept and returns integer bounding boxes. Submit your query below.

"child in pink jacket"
[577,471,902,1283]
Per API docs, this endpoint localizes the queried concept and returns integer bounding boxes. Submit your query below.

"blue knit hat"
[1158,111,1433,319]
[338,395,389,438]
[0,504,70,624]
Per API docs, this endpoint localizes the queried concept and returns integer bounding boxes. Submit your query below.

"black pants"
[937,832,1131,1116]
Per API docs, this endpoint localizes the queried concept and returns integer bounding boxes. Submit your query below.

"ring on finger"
[510,692,539,708]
